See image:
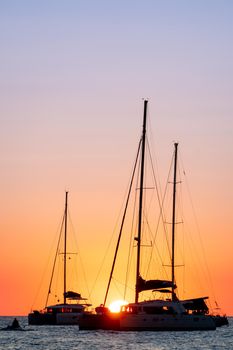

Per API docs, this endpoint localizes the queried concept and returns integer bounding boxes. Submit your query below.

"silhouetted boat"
[79,100,225,331]
[1,318,26,331]
[28,192,91,325]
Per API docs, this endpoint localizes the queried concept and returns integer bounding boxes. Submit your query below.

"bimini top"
[64,290,88,301]
[137,276,176,293]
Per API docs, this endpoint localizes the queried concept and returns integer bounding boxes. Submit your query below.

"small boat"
[28,192,91,325]
[79,100,226,331]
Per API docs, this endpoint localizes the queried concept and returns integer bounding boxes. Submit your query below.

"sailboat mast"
[171,143,178,300]
[64,191,68,304]
[135,99,148,303]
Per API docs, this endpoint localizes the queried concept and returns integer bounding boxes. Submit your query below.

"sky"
[0,0,233,316]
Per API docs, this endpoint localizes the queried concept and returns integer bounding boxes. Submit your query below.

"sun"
[108,300,128,313]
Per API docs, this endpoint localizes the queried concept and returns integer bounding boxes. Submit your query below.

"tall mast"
[171,143,178,300]
[64,191,68,304]
[135,99,148,303]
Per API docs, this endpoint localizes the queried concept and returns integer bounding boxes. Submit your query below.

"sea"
[0,316,232,350]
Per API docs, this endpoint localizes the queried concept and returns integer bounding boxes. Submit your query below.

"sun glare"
[108,300,128,313]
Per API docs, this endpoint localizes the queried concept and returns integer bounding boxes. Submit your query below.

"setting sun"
[108,300,128,313]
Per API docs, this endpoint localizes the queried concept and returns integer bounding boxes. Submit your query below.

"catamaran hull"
[28,312,55,325]
[79,313,216,331]
[28,312,81,325]
[119,314,216,331]
[79,313,120,330]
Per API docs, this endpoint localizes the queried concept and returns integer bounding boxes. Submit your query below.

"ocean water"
[0,316,232,350]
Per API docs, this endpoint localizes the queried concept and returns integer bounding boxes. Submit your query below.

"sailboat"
[79,100,224,331]
[28,192,91,325]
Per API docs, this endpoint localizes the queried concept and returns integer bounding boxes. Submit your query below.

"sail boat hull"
[119,314,216,331]
[79,314,216,331]
[119,300,216,331]
[28,312,82,325]
[79,299,216,331]
[79,312,120,330]
[28,311,56,325]
[28,304,85,325]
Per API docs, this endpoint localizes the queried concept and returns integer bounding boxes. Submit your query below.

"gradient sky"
[0,0,233,316]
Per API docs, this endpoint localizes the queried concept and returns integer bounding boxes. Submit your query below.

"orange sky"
[1,126,232,316]
[1,1,233,316]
